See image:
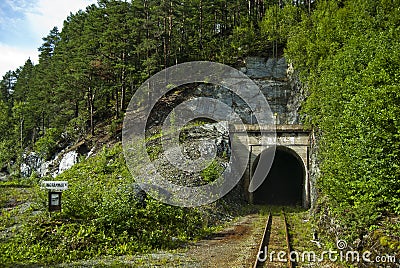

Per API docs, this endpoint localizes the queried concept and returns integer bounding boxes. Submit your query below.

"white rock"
[58,151,78,174]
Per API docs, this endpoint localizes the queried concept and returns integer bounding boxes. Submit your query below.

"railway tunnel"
[251,146,305,206]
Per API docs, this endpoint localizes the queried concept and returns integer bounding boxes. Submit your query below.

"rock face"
[147,56,302,129]
[19,139,97,178]
[58,151,78,175]
[20,149,82,178]
[149,121,231,188]
[242,57,288,79]
[191,57,301,124]
[20,152,43,178]
[242,57,302,124]
[286,63,306,124]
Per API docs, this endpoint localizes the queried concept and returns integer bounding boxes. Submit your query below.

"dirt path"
[56,207,347,267]
[56,212,268,268]
[184,213,267,267]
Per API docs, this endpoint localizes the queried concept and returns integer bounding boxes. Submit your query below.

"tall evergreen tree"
[12,59,38,146]
[0,71,17,107]
[0,0,278,165]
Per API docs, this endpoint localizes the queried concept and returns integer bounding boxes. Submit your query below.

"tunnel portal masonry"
[230,124,311,208]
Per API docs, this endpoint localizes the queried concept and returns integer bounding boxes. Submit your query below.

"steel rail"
[253,209,294,268]
[253,212,271,268]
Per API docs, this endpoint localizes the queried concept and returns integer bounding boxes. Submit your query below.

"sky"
[0,0,97,76]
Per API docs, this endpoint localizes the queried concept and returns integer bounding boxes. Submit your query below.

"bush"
[200,160,224,183]
[286,0,400,238]
[34,128,61,160]
[0,143,211,265]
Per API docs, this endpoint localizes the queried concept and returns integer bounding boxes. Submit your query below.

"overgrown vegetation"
[285,0,400,241]
[0,0,310,171]
[0,143,213,265]
[1,0,399,263]
[200,160,224,183]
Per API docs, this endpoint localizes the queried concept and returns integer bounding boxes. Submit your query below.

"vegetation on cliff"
[1,0,399,264]
[285,0,400,242]
[0,143,214,264]
[0,0,306,169]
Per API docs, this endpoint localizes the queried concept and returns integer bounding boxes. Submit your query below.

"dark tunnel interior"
[252,147,304,206]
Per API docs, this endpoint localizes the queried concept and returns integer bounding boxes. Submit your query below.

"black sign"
[48,192,62,212]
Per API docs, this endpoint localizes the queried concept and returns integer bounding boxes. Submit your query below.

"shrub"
[200,160,224,183]
[0,142,211,265]
[34,128,61,160]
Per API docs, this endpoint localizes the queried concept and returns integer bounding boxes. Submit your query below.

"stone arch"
[251,146,305,206]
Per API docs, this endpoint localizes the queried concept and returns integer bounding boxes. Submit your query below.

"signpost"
[41,181,68,212]
[41,181,68,191]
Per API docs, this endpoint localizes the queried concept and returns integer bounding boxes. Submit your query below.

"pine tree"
[0,71,17,107]
[98,0,136,116]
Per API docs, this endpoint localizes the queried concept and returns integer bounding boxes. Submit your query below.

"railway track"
[253,209,293,268]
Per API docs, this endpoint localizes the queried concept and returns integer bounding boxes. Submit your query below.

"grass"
[0,141,230,266]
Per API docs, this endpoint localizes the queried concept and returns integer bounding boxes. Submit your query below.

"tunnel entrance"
[252,146,304,206]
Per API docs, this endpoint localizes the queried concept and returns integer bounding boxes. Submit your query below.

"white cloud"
[26,0,97,42]
[4,0,37,12]
[0,43,38,76]
[0,0,96,76]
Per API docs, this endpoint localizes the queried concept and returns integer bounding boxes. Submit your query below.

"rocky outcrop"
[20,143,93,178]
[147,56,302,128]
[20,152,44,178]
[57,151,78,175]
[286,63,306,124]
[148,121,231,188]
[241,57,287,79]
[204,57,301,124]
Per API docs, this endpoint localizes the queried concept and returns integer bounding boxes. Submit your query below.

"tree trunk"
[168,0,172,65]
[20,119,24,150]
[90,102,94,136]
[120,51,126,114]
[88,86,95,136]
[163,16,168,68]
[115,85,119,119]
[199,0,203,50]
[42,111,45,133]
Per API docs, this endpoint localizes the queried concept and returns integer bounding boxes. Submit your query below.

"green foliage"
[231,24,263,57]
[146,143,162,161]
[0,0,286,169]
[107,118,123,138]
[64,114,88,142]
[0,143,211,265]
[0,101,10,134]
[200,160,224,183]
[261,4,303,48]
[34,128,61,160]
[286,0,400,237]
[0,100,15,166]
